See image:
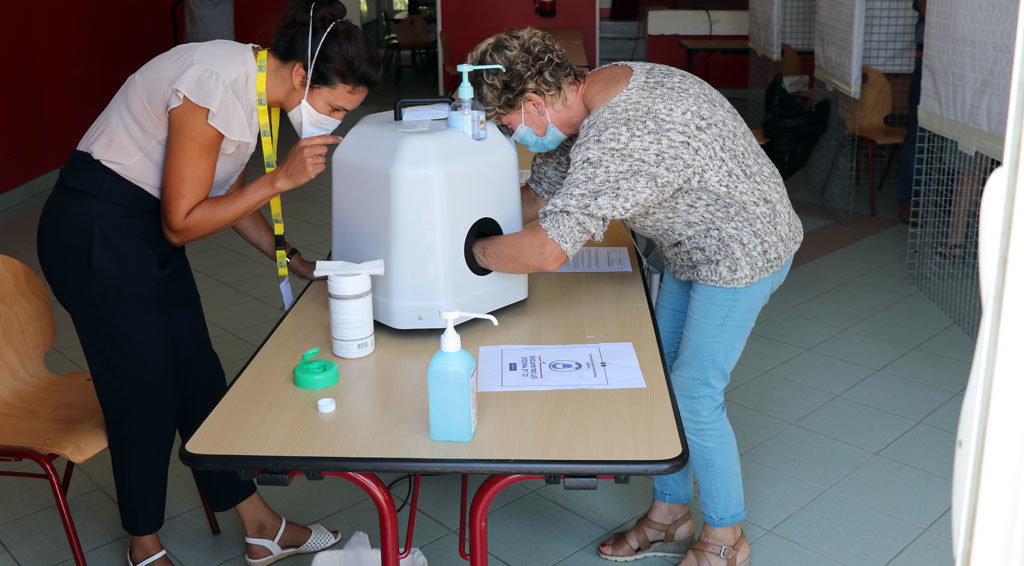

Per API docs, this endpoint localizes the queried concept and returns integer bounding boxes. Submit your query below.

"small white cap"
[317,398,336,413]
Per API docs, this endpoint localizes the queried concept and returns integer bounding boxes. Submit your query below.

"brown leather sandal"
[685,530,750,566]
[597,510,695,562]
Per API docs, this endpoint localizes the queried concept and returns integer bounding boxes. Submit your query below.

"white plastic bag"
[311,531,428,566]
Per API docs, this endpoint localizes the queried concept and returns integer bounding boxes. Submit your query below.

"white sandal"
[245,516,341,566]
[127,548,168,566]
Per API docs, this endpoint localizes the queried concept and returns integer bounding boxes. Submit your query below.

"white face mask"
[287,97,341,138]
[286,7,342,138]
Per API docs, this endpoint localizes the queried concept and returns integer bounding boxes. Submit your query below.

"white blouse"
[78,40,261,199]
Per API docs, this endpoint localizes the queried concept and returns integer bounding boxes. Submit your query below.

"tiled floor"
[0,69,972,565]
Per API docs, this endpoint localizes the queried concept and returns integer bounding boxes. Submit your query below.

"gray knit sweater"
[531,62,803,287]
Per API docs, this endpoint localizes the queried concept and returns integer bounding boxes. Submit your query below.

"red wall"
[441,0,598,83]
[1,1,289,196]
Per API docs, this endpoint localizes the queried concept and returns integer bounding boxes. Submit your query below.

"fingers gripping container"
[330,99,528,329]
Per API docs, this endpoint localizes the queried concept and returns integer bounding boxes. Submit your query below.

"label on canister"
[328,273,375,359]
[332,334,375,359]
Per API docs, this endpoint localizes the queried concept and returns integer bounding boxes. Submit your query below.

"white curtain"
[814,0,866,98]
[782,0,816,52]
[919,0,1018,159]
[861,0,916,74]
[749,0,782,60]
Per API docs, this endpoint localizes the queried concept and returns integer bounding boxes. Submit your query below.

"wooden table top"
[183,223,685,475]
[678,38,751,52]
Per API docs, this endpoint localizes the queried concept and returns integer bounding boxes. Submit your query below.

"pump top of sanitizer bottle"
[439,308,499,352]
[448,64,505,141]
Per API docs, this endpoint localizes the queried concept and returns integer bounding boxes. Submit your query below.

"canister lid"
[293,347,340,389]
[327,273,371,295]
[317,397,336,413]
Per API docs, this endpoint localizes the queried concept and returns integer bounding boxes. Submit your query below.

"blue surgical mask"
[511,102,567,153]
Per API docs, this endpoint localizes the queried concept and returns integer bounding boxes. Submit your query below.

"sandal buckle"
[719,544,736,559]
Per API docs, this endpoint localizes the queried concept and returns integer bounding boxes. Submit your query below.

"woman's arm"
[472,226,568,273]
[161,95,338,245]
[521,184,548,225]
[230,206,320,280]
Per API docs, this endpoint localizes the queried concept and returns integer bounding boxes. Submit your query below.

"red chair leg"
[878,144,898,191]
[866,140,877,216]
[60,459,75,495]
[192,470,221,535]
[30,452,87,565]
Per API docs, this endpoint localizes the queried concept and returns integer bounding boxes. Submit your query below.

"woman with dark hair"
[35,1,381,565]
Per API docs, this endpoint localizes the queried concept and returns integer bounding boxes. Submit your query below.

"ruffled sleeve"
[168,64,252,143]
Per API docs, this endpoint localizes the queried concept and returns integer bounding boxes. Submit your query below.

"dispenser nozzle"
[455,64,506,101]
[439,307,499,352]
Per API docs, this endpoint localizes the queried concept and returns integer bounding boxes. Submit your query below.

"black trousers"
[36,151,256,536]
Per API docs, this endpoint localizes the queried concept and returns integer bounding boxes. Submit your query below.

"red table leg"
[322,472,402,566]
[466,474,544,565]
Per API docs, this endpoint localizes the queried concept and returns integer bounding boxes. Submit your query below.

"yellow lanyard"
[256,49,288,278]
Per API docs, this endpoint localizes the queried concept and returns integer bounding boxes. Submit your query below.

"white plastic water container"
[331,108,527,329]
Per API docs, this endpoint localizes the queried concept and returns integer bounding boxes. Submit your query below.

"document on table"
[477,343,646,391]
[557,247,632,273]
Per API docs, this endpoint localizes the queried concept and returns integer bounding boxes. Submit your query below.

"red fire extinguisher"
[535,0,556,17]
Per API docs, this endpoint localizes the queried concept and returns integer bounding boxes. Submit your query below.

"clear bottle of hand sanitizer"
[427,308,498,442]
[448,64,505,141]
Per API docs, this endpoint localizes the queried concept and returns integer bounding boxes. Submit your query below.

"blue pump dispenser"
[448,64,505,140]
[427,308,498,442]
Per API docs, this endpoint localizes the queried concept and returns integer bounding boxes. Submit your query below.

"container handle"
[393,97,454,121]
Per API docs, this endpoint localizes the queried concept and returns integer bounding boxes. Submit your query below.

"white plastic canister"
[327,273,375,358]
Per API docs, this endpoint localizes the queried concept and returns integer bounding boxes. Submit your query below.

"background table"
[182,222,686,565]
[679,38,750,80]
[544,27,592,72]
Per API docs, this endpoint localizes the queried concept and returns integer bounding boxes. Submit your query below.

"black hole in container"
[464,217,503,276]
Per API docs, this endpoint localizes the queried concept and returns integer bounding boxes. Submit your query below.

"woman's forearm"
[162,172,283,245]
[472,226,568,273]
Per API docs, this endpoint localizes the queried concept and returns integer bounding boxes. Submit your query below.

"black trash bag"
[762,74,830,179]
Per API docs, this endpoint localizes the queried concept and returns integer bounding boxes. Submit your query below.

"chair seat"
[857,125,907,145]
[0,371,106,463]
[751,128,769,145]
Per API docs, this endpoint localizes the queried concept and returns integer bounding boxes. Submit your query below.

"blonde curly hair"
[466,28,584,120]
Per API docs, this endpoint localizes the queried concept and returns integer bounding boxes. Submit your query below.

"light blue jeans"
[652,258,792,527]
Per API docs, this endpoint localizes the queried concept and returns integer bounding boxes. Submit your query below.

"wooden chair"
[0,255,220,565]
[781,43,802,76]
[394,14,433,82]
[846,67,908,215]
[380,8,400,72]
[781,43,812,100]
[439,29,459,96]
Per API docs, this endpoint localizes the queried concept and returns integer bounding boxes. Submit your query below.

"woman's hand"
[287,250,323,281]
[273,134,342,192]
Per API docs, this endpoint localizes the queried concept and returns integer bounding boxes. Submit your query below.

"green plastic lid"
[293,348,339,389]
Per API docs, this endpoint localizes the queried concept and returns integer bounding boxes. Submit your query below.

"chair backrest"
[439,28,457,74]
[857,67,894,128]
[0,255,107,462]
[781,43,801,76]
[396,14,431,48]
[0,255,56,383]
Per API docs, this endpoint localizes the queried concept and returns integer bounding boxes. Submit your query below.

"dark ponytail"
[270,0,382,91]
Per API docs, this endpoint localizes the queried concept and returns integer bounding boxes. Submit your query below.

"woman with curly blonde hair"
[467,28,803,566]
